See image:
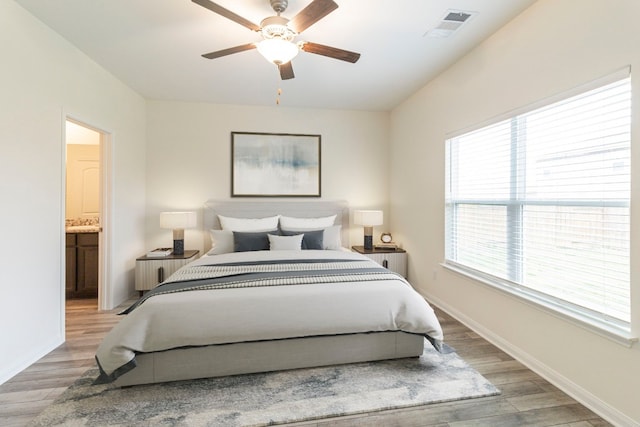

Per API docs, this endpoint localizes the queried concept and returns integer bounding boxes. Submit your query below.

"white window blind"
[445,75,631,327]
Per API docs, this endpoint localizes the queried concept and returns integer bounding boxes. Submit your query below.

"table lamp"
[354,210,383,250]
[160,211,196,255]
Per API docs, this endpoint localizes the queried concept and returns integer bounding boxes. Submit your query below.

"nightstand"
[135,250,199,295]
[352,246,408,278]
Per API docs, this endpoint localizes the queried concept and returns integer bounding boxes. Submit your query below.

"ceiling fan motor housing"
[270,0,288,13]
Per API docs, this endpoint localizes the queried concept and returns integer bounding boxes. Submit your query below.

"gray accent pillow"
[280,229,324,250]
[233,230,278,252]
[282,225,342,250]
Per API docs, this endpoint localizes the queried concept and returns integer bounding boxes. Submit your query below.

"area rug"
[29,343,499,426]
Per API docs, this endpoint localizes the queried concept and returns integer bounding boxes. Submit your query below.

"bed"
[95,200,444,387]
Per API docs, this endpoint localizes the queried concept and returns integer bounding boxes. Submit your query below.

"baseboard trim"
[425,292,638,427]
[0,336,63,385]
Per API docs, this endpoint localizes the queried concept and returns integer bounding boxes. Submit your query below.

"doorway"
[64,118,110,310]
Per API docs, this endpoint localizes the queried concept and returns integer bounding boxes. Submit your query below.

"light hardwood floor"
[0,299,612,426]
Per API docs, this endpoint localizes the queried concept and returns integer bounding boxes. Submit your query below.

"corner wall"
[389,0,640,424]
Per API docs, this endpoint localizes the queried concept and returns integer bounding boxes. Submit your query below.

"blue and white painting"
[232,132,321,197]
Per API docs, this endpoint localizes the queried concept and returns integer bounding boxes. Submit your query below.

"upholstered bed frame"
[113,200,424,387]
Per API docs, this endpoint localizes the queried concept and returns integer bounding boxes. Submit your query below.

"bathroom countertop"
[66,225,100,233]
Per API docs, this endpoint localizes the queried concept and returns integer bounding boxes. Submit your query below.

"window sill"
[442,262,638,348]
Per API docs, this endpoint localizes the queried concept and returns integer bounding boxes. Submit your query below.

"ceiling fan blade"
[192,0,261,32]
[300,42,360,63]
[202,43,256,59]
[288,0,338,33]
[278,62,295,80]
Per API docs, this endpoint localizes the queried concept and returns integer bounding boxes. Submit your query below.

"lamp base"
[173,239,184,255]
[172,228,185,255]
[363,226,373,251]
[363,235,373,251]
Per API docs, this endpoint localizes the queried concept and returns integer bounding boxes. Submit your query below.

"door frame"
[63,115,113,312]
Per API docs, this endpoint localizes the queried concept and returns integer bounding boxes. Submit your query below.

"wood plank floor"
[0,299,613,426]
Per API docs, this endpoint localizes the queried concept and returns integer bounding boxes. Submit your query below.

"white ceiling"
[15,0,537,111]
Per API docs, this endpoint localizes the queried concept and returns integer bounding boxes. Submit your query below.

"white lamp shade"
[256,39,299,65]
[160,211,197,229]
[353,210,383,227]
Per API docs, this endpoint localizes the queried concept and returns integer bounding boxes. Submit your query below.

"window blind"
[445,76,631,325]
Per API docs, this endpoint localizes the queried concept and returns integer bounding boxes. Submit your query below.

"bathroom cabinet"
[66,232,99,299]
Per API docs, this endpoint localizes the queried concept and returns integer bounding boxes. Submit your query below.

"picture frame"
[231,132,321,197]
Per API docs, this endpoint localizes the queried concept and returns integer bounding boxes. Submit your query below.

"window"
[445,73,631,333]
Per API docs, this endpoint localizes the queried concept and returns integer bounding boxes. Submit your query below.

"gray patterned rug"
[29,343,499,426]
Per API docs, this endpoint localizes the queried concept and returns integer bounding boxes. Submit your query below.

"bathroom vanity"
[65,230,99,299]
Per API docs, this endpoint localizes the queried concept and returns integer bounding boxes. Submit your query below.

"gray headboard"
[203,199,350,252]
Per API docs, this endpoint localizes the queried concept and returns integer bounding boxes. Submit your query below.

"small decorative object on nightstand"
[352,245,408,278]
[375,232,399,250]
[135,250,199,295]
[146,247,173,257]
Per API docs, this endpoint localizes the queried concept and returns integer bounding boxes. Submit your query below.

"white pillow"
[268,233,303,251]
[207,229,234,255]
[218,215,280,232]
[322,225,342,250]
[281,225,342,250]
[279,214,336,229]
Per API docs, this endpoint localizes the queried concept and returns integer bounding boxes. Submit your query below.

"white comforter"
[95,250,443,380]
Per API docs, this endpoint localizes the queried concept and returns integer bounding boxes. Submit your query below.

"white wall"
[145,101,390,252]
[390,0,640,424]
[0,1,147,384]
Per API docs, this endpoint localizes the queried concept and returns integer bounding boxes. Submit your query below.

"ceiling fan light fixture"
[194,0,359,79]
[257,38,299,65]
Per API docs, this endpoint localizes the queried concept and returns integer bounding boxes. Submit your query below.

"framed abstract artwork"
[231,132,321,197]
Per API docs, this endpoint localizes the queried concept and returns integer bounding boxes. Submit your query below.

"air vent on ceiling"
[424,10,476,39]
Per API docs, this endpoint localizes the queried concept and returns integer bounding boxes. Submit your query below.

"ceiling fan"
[192,0,361,80]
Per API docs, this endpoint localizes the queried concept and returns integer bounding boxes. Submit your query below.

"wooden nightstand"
[135,250,199,295]
[352,246,408,278]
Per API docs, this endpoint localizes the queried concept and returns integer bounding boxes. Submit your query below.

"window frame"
[443,68,637,346]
